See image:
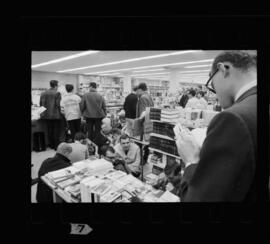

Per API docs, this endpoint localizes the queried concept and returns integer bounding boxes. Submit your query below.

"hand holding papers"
[174,123,200,167]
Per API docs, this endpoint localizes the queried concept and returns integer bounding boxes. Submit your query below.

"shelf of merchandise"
[150,133,175,141]
[149,147,181,160]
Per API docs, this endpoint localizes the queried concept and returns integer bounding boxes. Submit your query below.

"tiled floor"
[31,148,153,203]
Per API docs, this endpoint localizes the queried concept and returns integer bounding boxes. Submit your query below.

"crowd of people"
[35,50,259,202]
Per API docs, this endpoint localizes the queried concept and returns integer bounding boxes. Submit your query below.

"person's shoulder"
[131,142,140,150]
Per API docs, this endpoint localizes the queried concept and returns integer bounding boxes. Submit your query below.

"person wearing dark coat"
[36,143,72,202]
[39,80,62,150]
[176,51,258,202]
[80,82,106,143]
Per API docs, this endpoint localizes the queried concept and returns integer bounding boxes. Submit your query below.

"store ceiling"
[32,50,223,83]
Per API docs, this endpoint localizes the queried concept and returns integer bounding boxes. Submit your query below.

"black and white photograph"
[31,50,258,203]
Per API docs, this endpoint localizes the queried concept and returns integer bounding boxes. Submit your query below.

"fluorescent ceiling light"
[179,70,210,74]
[133,68,165,73]
[184,64,212,68]
[83,59,213,75]
[57,50,202,73]
[31,50,100,68]
[131,72,170,77]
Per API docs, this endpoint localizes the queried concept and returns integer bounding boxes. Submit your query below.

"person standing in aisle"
[80,82,106,143]
[123,86,138,137]
[136,82,154,119]
[196,91,208,110]
[60,84,82,141]
[179,89,189,108]
[39,80,62,150]
[176,50,257,202]
[185,89,200,109]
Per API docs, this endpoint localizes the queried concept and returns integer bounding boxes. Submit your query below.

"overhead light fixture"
[83,59,214,75]
[131,72,170,77]
[31,50,100,68]
[179,69,210,74]
[133,68,165,73]
[184,64,212,68]
[57,50,202,73]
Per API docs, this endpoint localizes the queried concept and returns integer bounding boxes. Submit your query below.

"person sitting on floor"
[114,134,141,177]
[100,145,129,173]
[36,142,73,202]
[68,132,89,163]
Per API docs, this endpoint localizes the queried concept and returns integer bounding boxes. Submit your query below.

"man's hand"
[175,129,200,167]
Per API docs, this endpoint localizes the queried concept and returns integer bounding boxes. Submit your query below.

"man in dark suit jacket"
[80,82,106,143]
[36,143,73,202]
[176,51,257,202]
[40,80,62,150]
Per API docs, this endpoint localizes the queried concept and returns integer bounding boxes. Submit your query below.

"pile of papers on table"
[157,190,180,202]
[161,109,181,123]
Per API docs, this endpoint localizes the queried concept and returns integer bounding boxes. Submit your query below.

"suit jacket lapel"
[235,87,257,103]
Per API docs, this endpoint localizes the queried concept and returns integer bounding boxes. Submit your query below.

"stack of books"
[152,122,175,138]
[80,176,105,202]
[149,108,161,120]
[150,136,179,156]
[160,109,181,123]
[82,158,114,176]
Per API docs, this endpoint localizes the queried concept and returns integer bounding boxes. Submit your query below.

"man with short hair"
[100,145,128,173]
[196,91,208,109]
[60,84,82,141]
[114,134,141,177]
[123,86,138,136]
[80,82,106,143]
[136,83,154,119]
[185,89,200,109]
[176,50,257,202]
[39,80,62,150]
[36,143,73,202]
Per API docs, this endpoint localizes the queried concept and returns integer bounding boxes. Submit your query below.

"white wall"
[32,71,79,91]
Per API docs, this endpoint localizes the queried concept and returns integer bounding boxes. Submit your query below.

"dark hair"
[212,50,257,72]
[119,133,130,142]
[137,82,147,91]
[100,145,115,156]
[197,91,205,97]
[133,86,138,91]
[89,82,97,89]
[74,132,86,141]
[65,84,74,93]
[50,80,58,88]
[111,128,121,135]
[188,89,196,97]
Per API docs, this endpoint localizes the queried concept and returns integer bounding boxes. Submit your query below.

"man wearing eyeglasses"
[176,50,257,202]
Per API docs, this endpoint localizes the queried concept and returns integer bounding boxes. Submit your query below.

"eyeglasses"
[205,69,219,94]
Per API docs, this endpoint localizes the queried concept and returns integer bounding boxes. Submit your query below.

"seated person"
[114,134,141,177]
[68,132,89,163]
[100,145,129,173]
[153,157,182,197]
[36,143,73,202]
[94,117,122,155]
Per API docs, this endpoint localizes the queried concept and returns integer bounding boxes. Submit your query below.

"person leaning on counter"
[176,50,257,202]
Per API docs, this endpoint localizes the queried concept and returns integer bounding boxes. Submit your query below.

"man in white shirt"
[196,91,208,110]
[114,134,141,177]
[60,84,82,141]
[185,89,200,109]
[68,132,89,164]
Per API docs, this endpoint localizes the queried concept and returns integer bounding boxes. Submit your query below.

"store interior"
[31,50,223,203]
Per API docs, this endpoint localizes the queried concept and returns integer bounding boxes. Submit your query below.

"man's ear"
[217,62,230,78]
